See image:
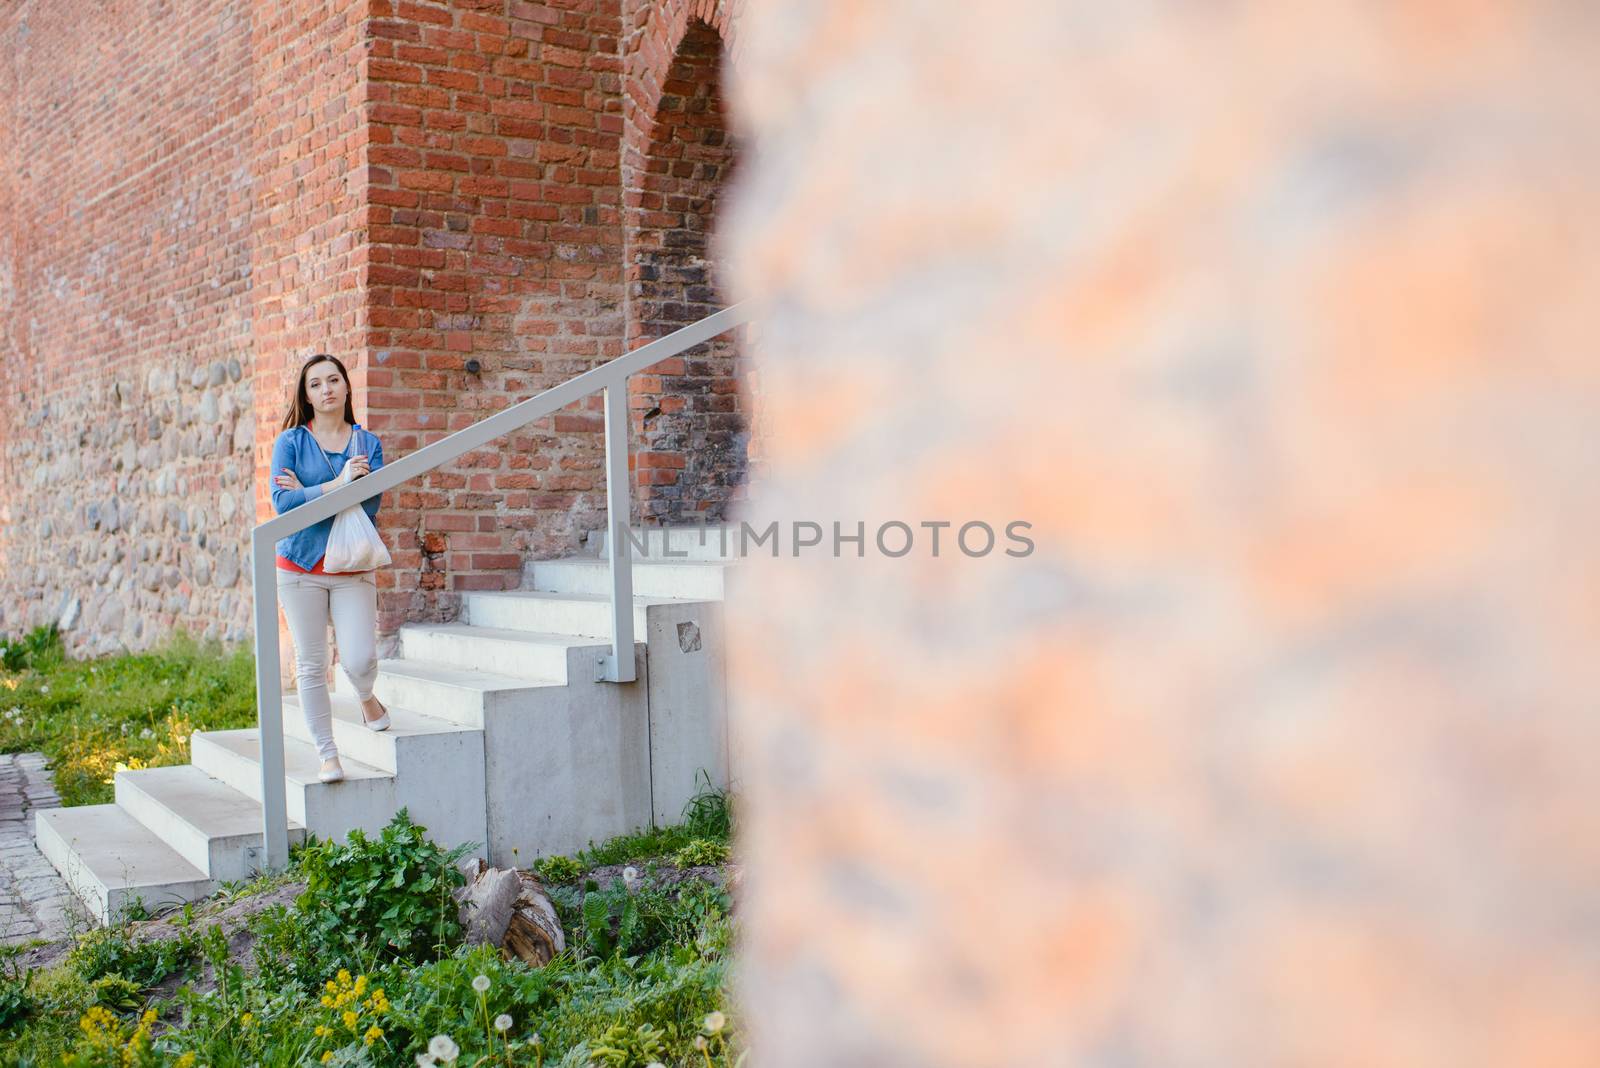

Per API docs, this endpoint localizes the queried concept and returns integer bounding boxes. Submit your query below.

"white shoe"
[361,698,391,732]
[318,758,345,783]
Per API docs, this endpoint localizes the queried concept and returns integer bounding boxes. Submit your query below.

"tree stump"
[454,858,566,966]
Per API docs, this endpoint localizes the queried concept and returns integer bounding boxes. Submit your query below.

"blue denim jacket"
[270,423,385,569]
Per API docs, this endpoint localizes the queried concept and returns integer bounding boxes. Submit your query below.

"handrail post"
[598,381,637,683]
[249,531,291,870]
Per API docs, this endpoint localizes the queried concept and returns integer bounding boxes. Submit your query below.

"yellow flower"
[321,1053,333,1064]
[343,1009,359,1031]
[325,979,338,994]
[241,1012,254,1026]
[315,1025,330,1037]
[78,1006,117,1035]
[336,967,352,987]
[176,1054,197,1068]
[354,974,368,995]
[363,1024,383,1046]
[321,995,334,1008]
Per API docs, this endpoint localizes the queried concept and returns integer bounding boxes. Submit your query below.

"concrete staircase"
[36,526,738,925]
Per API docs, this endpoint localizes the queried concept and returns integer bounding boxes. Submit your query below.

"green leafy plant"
[67,927,195,989]
[567,876,731,961]
[0,960,33,1031]
[672,837,729,868]
[589,1020,671,1065]
[87,974,141,1013]
[4,811,744,1067]
[297,809,475,963]
[0,623,62,672]
[533,853,584,885]
[680,770,731,840]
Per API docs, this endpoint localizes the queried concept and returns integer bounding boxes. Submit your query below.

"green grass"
[530,770,735,880]
[2,808,741,1067]
[0,623,257,807]
[0,626,745,1064]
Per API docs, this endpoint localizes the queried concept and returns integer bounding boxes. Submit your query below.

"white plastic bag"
[324,504,391,572]
[318,425,390,573]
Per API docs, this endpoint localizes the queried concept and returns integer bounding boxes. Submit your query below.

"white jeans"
[276,567,379,762]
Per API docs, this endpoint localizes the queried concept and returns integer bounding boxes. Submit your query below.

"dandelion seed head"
[494,1013,513,1032]
[471,974,491,993]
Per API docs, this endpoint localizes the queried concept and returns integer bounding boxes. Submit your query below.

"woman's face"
[304,361,347,415]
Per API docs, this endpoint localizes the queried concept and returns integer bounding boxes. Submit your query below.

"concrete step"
[586,525,746,562]
[34,805,213,925]
[338,658,565,729]
[113,764,307,882]
[283,690,491,857]
[282,691,476,774]
[191,729,397,841]
[464,589,666,639]
[527,558,728,600]
[399,622,615,682]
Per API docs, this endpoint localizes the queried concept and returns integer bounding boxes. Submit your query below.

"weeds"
[296,809,474,964]
[0,625,255,806]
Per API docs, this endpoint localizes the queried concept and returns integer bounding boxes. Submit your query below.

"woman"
[270,353,391,783]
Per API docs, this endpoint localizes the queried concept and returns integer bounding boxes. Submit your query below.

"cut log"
[454,861,565,966]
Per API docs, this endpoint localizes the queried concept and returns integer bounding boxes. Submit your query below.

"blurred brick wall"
[722,2,1600,1065]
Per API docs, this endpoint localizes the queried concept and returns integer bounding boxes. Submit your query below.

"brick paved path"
[0,753,83,944]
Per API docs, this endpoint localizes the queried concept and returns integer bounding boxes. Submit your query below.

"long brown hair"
[280,353,357,431]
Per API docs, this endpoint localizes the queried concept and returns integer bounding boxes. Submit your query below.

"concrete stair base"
[113,764,307,883]
[37,525,736,925]
[35,806,213,925]
[192,730,397,839]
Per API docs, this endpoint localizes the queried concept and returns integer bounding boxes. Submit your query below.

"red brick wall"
[0,0,256,656]
[1,0,754,653]
[357,0,631,632]
[622,15,744,522]
[247,0,371,674]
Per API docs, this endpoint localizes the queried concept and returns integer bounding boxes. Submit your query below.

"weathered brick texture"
[0,0,255,655]
[1,0,751,652]
[356,0,634,630]
[723,1,1600,1065]
[622,4,749,522]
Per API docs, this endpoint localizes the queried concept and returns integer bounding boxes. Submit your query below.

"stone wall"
[723,1,1600,1064]
[0,0,255,656]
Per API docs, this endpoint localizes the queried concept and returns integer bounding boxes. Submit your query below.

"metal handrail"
[248,302,753,869]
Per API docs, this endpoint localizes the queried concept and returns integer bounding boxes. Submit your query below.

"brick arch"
[622,0,743,185]
[621,4,751,524]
